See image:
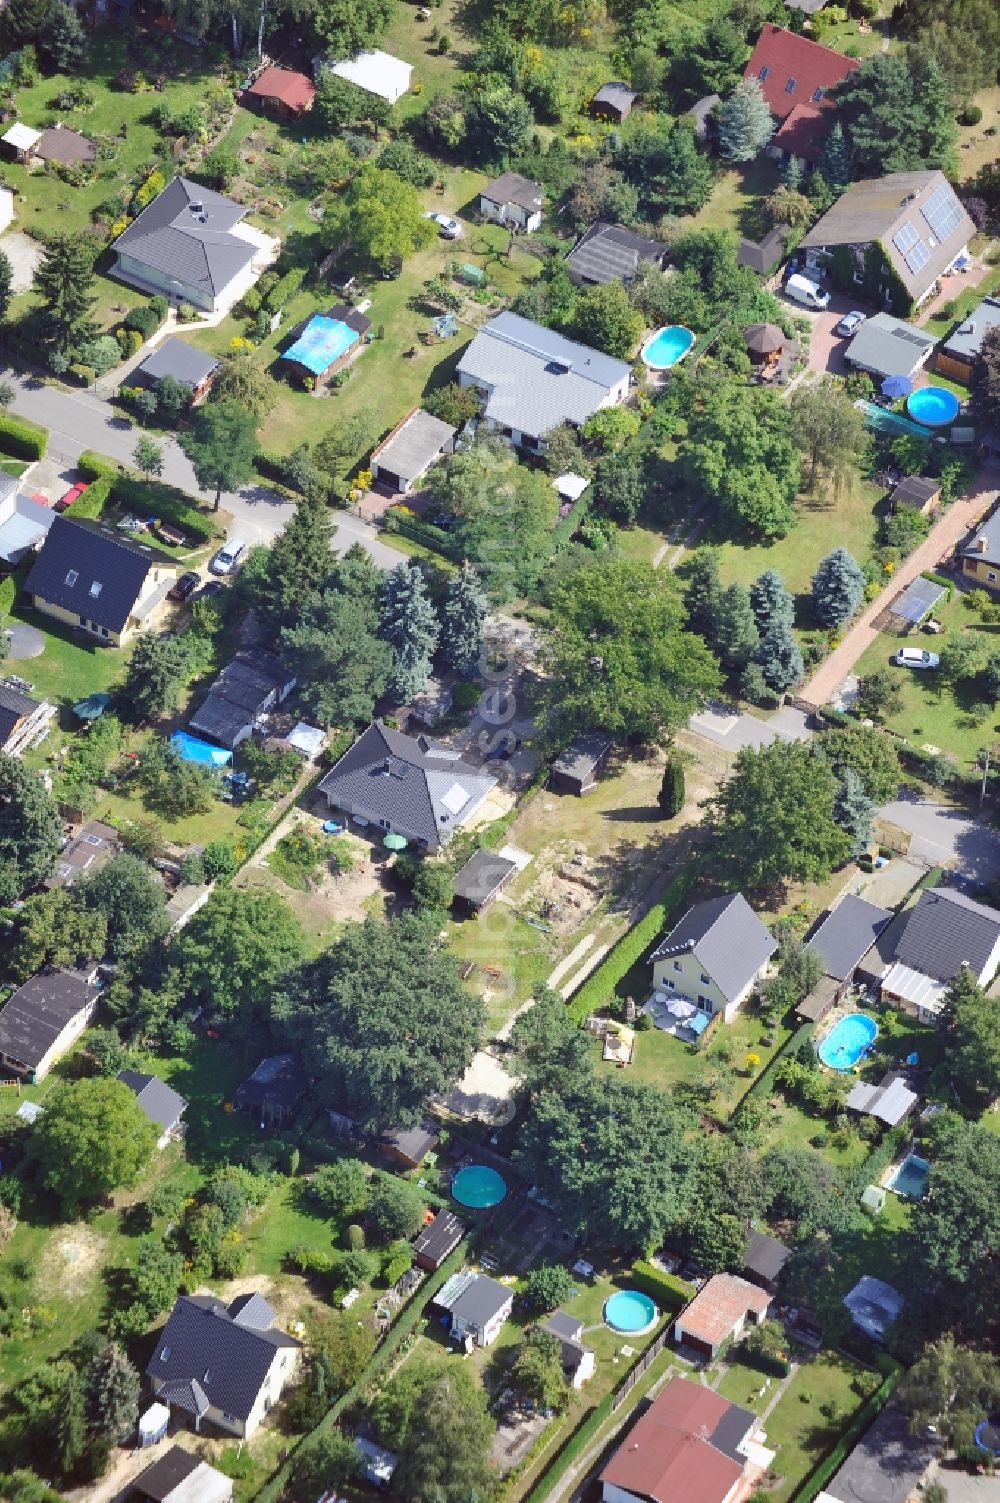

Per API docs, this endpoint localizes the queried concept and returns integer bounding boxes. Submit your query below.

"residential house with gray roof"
[24,515,177,646]
[111,176,274,314]
[456,312,631,452]
[882,886,1000,1023]
[565,222,667,288]
[651,893,777,1023]
[819,1404,941,1503]
[843,312,936,381]
[479,172,544,232]
[118,1069,188,1148]
[0,966,100,1082]
[799,170,975,310]
[317,720,496,851]
[936,295,1000,384]
[960,510,1000,593]
[136,337,221,403]
[807,894,893,984]
[434,1270,513,1347]
[147,1293,301,1437]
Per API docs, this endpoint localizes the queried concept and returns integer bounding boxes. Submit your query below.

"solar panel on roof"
[904,243,930,275]
[892,221,919,254]
[922,182,962,242]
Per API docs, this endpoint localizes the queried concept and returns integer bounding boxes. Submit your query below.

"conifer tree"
[440,564,488,676]
[379,560,440,702]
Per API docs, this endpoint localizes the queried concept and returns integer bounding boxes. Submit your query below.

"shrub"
[240,287,262,316]
[959,105,982,126]
[264,266,306,312]
[125,303,162,340]
[630,1261,696,1313]
[77,449,119,479]
[0,411,47,459]
[68,362,96,386]
[346,1223,365,1251]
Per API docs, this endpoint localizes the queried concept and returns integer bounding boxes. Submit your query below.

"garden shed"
[886,575,947,631]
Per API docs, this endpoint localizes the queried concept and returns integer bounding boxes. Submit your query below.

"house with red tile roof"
[599,1375,774,1503]
[245,66,316,118]
[743,25,857,165]
[674,1273,772,1359]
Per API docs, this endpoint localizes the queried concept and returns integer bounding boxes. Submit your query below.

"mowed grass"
[920,263,1000,341]
[742,1352,870,1501]
[8,602,127,708]
[689,156,783,239]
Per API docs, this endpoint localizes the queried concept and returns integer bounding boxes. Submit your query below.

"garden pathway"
[799,463,1000,709]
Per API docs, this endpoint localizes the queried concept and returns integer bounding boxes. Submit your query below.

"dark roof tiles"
[895,886,1000,982]
[148,1294,300,1423]
[651,893,777,1004]
[24,515,175,633]
[113,176,255,300]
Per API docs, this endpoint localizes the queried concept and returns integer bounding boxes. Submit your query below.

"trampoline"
[451,1164,507,1209]
[976,1419,1000,1457]
[604,1290,658,1334]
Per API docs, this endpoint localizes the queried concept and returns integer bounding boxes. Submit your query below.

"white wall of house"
[479,195,542,232]
[4,999,98,1081]
[571,1349,596,1388]
[651,952,760,1023]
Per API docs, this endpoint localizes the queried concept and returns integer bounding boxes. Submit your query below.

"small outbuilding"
[133,1445,233,1503]
[845,1072,919,1127]
[1,122,42,161]
[0,966,101,1083]
[355,1436,398,1490]
[565,221,667,289]
[540,1310,596,1388]
[674,1273,771,1359]
[46,818,120,890]
[379,1120,439,1170]
[886,574,947,631]
[806,893,893,993]
[327,50,412,104]
[280,306,371,388]
[550,732,613,795]
[844,313,936,382]
[35,125,96,165]
[960,513,1000,593]
[369,406,456,494]
[136,337,221,404]
[452,849,518,913]
[742,1230,791,1293]
[117,1068,188,1148]
[743,322,784,367]
[233,1053,308,1125]
[245,65,316,118]
[0,683,52,758]
[935,294,1000,384]
[479,172,544,234]
[589,81,637,122]
[737,225,790,279]
[413,1209,467,1271]
[889,475,940,517]
[435,1269,513,1348]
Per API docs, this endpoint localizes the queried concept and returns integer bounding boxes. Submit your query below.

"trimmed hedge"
[65,474,113,520]
[264,266,306,313]
[111,476,217,545]
[551,488,592,552]
[77,450,120,480]
[521,1393,615,1503]
[921,570,953,604]
[631,1260,696,1313]
[736,1020,815,1109]
[566,867,697,1025]
[795,1369,900,1503]
[0,411,47,460]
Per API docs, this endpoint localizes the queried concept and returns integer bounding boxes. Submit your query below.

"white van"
[785,272,830,310]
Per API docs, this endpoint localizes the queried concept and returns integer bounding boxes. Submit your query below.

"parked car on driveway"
[209,538,246,574]
[895,647,939,670]
[169,570,200,602]
[836,310,867,336]
[424,211,462,239]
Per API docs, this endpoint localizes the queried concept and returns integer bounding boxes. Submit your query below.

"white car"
[424,211,462,239]
[210,538,247,575]
[836,310,867,336]
[895,647,940,670]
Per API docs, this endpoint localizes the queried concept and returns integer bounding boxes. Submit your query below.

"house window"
[673,960,682,972]
[379,818,391,830]
[698,994,711,1008]
[785,77,797,93]
[101,626,109,637]
[989,572,997,582]
[812,86,824,101]
[89,581,103,597]
[666,979,675,990]
[758,65,770,79]
[700,973,710,985]
[65,569,79,586]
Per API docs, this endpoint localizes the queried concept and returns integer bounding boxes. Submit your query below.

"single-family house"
[843,313,936,382]
[233,1053,308,1125]
[743,25,858,165]
[46,818,120,889]
[741,1230,791,1294]
[540,1311,596,1389]
[35,124,97,165]
[379,1120,438,1170]
[111,176,275,314]
[882,886,1000,1023]
[479,172,544,233]
[24,516,178,646]
[147,1293,301,1438]
[590,81,637,122]
[844,1071,918,1127]
[317,719,497,852]
[799,170,976,310]
[369,407,456,494]
[452,849,518,913]
[355,1436,398,1490]
[935,294,1000,383]
[326,50,412,104]
[245,65,316,118]
[434,1269,513,1348]
[550,732,614,795]
[0,966,100,1082]
[819,1403,941,1503]
[413,1209,467,1271]
[118,1069,188,1148]
[673,1274,772,1359]
[280,306,371,388]
[565,222,668,288]
[960,512,1000,593]
[132,1445,233,1503]
[0,475,55,566]
[135,337,221,405]
[738,225,790,280]
[188,649,296,751]
[889,475,940,516]
[806,894,893,997]
[599,1374,775,1503]
[651,893,777,1024]
[0,683,53,757]
[457,311,631,451]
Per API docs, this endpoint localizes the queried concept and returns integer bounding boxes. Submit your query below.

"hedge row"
[520,1393,616,1503]
[65,474,113,520]
[630,1260,696,1313]
[112,477,218,545]
[794,1369,900,1503]
[77,450,120,480]
[921,570,953,604]
[566,867,697,1025]
[0,411,48,459]
[736,1020,815,1110]
[264,265,306,313]
[551,488,592,553]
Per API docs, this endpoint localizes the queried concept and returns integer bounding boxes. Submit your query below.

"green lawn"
[9,601,127,710]
[758,1353,872,1501]
[446,910,556,1035]
[690,156,783,240]
[919,263,1000,342]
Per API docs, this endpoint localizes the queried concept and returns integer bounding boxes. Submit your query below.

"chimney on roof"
[976,537,988,552]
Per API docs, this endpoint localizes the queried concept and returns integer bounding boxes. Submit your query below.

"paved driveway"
[879,793,1000,880]
[688,700,811,752]
[777,288,871,376]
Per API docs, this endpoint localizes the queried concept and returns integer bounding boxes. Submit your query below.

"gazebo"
[743,322,785,367]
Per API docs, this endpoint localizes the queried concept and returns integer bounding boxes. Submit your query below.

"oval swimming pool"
[907,385,960,427]
[451,1164,508,1209]
[642,325,696,370]
[604,1289,659,1334]
[817,1013,878,1071]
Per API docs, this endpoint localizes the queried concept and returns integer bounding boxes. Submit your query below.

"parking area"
[0,230,42,293]
[780,288,875,376]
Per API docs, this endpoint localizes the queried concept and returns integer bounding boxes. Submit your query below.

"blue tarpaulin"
[170,731,232,767]
[281,315,359,375]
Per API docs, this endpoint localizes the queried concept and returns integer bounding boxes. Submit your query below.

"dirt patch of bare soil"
[40,1224,107,1300]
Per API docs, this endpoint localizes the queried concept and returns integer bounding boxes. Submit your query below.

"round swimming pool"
[642,325,696,370]
[975,1419,1000,1457]
[604,1289,658,1334]
[907,385,960,427]
[817,1013,878,1071]
[451,1164,508,1209]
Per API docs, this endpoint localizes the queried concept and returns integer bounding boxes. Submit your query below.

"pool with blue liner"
[451,1164,508,1209]
[817,1013,878,1071]
[886,1151,930,1199]
[907,385,960,428]
[604,1289,658,1334]
[642,325,696,370]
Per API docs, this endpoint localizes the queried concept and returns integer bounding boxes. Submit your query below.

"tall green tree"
[897,1336,1000,1441]
[512,1329,569,1410]
[323,166,436,270]
[374,1363,495,1503]
[714,582,759,668]
[379,559,440,701]
[972,326,1000,434]
[251,495,335,631]
[211,354,278,420]
[684,549,723,637]
[115,633,191,724]
[78,853,169,960]
[680,382,800,540]
[819,121,851,191]
[506,986,592,1094]
[708,741,852,888]
[439,563,488,676]
[749,569,795,633]
[0,754,62,902]
[167,887,305,1028]
[789,380,869,495]
[46,2,88,70]
[304,0,397,58]
[0,249,14,324]
[834,766,875,859]
[753,619,803,692]
[274,912,485,1131]
[946,967,1000,1103]
[10,889,104,979]
[281,561,393,726]
[812,547,866,629]
[29,1078,158,1215]
[658,756,685,818]
[815,726,901,804]
[35,232,97,354]
[717,77,774,161]
[569,279,644,359]
[615,119,715,216]
[833,53,957,176]
[179,401,257,510]
[540,557,720,744]
[84,1343,139,1445]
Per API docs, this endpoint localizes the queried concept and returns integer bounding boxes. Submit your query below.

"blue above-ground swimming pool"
[907,385,960,428]
[604,1289,658,1334]
[817,1013,878,1071]
[886,1151,930,1199]
[642,325,696,370]
[975,1419,1000,1457]
[451,1164,508,1209]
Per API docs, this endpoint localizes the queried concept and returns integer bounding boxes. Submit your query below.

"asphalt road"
[3,366,401,566]
[879,794,1000,881]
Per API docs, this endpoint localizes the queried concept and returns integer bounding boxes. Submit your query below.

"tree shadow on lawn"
[588,829,695,915]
